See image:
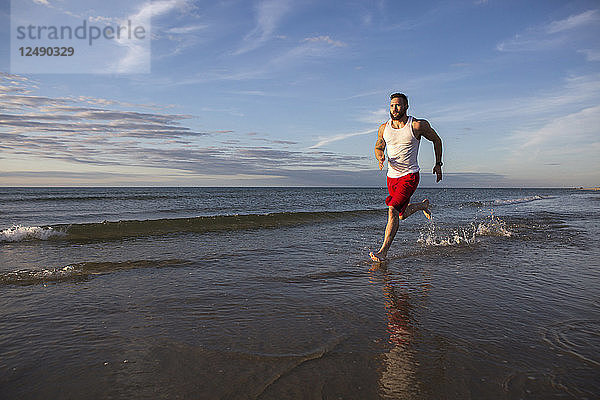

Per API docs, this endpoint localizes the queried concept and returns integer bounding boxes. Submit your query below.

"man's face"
[389,97,407,120]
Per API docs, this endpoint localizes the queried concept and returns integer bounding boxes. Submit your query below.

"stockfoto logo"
[10,0,151,74]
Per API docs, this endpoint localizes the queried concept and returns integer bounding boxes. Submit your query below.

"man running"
[369,92,443,262]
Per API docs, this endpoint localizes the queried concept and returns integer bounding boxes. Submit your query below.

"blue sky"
[1,0,599,187]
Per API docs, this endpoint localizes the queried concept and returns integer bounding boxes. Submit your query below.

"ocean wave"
[542,320,600,367]
[0,259,190,285]
[459,195,551,209]
[0,209,381,243]
[492,195,549,205]
[463,201,485,207]
[417,215,512,247]
[3,193,182,202]
[0,225,66,242]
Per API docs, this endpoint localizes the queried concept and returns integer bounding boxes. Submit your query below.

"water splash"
[475,214,512,237]
[417,214,512,247]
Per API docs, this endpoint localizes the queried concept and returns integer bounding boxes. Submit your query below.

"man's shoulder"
[411,117,430,131]
[378,121,388,133]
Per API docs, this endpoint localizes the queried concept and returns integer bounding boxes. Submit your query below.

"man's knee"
[388,206,400,219]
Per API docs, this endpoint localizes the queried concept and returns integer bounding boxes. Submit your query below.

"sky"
[1,0,599,187]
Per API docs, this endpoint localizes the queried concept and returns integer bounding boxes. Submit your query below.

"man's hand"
[378,155,385,170]
[433,164,442,182]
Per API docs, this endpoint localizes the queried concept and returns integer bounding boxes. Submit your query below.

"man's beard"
[390,111,406,121]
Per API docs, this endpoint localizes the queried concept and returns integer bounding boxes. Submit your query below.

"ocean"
[1,187,598,399]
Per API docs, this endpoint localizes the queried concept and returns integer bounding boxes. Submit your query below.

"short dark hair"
[390,92,408,105]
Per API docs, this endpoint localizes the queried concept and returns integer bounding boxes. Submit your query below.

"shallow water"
[1,187,598,399]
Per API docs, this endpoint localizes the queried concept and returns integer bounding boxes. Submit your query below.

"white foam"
[0,225,65,242]
[492,195,545,205]
[1,265,79,284]
[36,265,76,278]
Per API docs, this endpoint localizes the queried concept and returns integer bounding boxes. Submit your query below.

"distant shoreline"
[577,187,600,191]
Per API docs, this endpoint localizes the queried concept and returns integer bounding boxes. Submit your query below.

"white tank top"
[383,116,420,178]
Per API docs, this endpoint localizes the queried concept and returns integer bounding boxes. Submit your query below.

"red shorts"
[386,172,420,215]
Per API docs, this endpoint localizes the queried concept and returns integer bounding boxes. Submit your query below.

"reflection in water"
[369,263,430,399]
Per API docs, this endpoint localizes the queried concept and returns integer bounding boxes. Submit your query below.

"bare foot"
[369,251,387,262]
[422,199,432,220]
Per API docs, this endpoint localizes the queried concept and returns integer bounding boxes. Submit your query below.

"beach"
[1,187,598,399]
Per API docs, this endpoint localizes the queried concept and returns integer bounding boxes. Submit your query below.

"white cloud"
[496,33,563,52]
[0,73,372,184]
[269,37,346,64]
[431,73,600,124]
[174,33,348,83]
[336,90,387,101]
[88,15,118,24]
[111,0,189,73]
[546,9,599,34]
[166,24,208,34]
[497,9,599,52]
[516,104,600,150]
[303,36,346,47]
[309,129,377,149]
[505,105,600,184]
[356,108,388,124]
[233,0,292,55]
[578,48,600,61]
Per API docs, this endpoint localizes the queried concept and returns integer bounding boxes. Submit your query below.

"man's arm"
[374,123,387,170]
[413,119,443,182]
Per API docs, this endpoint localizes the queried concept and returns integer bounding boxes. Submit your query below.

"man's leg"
[369,200,431,262]
[370,206,399,262]
[400,199,431,220]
